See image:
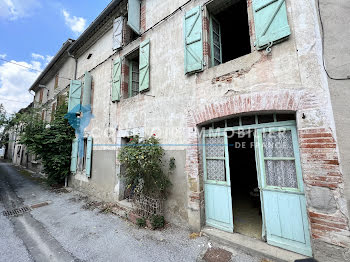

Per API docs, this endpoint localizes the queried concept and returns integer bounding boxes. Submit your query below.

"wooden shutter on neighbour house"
[51,103,56,122]
[70,138,79,173]
[184,6,203,74]
[113,16,124,50]
[68,80,82,112]
[82,71,92,108]
[85,136,93,177]
[139,39,150,92]
[112,58,122,102]
[253,0,291,49]
[128,0,141,34]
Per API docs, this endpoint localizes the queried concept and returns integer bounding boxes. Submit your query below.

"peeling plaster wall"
[319,0,350,235]
[68,0,350,256]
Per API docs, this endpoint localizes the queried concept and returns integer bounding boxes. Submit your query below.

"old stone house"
[29,0,350,260]
[25,39,76,173]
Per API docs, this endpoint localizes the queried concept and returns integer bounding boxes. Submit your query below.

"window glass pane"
[258,114,274,124]
[214,46,220,61]
[276,113,295,122]
[205,136,225,158]
[212,19,219,34]
[262,130,294,157]
[207,159,226,181]
[241,115,255,125]
[265,160,297,188]
[226,118,239,127]
[213,120,225,128]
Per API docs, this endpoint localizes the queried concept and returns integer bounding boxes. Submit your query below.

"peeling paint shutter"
[68,80,82,112]
[184,6,203,74]
[70,138,78,173]
[112,58,122,102]
[128,0,140,34]
[85,136,93,177]
[253,0,291,49]
[113,16,124,50]
[139,39,150,92]
[82,72,91,108]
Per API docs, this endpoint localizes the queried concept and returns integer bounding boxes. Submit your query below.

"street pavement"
[0,162,265,262]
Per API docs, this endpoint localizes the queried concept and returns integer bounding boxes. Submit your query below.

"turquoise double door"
[203,125,312,256]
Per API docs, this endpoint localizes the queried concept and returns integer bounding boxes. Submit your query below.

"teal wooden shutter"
[85,136,92,177]
[70,138,78,173]
[139,39,150,92]
[184,6,203,74]
[128,0,140,34]
[82,72,91,107]
[210,15,222,66]
[253,0,291,50]
[112,58,122,102]
[68,80,82,112]
[113,16,123,50]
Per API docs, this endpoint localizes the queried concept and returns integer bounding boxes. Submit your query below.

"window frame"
[209,13,222,67]
[128,59,140,98]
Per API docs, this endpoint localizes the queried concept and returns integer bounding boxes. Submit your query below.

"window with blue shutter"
[70,138,79,173]
[128,0,141,34]
[112,58,122,102]
[85,136,93,177]
[113,16,124,50]
[206,0,251,67]
[253,0,291,49]
[82,72,91,108]
[139,39,149,92]
[184,6,203,74]
[68,80,82,113]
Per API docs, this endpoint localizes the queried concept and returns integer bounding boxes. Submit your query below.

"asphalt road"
[0,162,263,262]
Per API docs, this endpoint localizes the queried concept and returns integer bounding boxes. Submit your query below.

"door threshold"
[201,226,310,262]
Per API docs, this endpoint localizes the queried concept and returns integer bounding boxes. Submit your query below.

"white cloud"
[62,9,86,35]
[31,53,45,60]
[0,59,42,113]
[45,55,54,63]
[0,54,6,59]
[0,0,41,20]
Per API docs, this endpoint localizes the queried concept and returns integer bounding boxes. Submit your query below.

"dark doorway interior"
[228,130,262,239]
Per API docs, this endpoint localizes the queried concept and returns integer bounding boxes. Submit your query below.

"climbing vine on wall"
[19,103,75,185]
[118,135,174,197]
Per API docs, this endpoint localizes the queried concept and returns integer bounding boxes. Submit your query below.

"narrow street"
[0,162,263,262]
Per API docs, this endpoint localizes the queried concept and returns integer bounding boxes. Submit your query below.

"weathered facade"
[26,39,75,173]
[28,0,350,260]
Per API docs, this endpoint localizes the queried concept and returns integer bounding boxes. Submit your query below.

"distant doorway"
[228,130,262,239]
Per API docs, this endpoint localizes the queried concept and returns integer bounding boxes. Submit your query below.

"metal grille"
[207,160,226,181]
[205,137,225,158]
[3,206,31,217]
[133,194,164,218]
[205,136,226,181]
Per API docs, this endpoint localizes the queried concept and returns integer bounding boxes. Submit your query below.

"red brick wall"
[141,0,146,32]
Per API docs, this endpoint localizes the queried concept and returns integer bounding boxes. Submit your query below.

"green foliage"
[150,215,165,229]
[136,217,146,228]
[118,135,172,197]
[19,103,75,185]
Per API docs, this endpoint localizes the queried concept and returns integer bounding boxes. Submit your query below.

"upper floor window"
[207,0,251,67]
[126,49,140,98]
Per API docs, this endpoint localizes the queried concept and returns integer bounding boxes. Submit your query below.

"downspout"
[66,49,78,188]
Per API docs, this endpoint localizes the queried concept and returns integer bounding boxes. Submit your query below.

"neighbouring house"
[5,104,35,169]
[28,39,76,173]
[28,0,350,260]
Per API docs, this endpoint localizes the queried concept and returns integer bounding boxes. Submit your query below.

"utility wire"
[317,0,350,80]
[0,58,72,81]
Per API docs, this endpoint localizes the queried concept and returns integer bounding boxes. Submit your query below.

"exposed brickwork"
[185,89,350,249]
[140,0,146,32]
[121,63,129,99]
[203,41,211,57]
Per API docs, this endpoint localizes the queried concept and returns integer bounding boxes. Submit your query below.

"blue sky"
[0,0,111,113]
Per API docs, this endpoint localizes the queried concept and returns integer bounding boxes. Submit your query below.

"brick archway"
[184,89,349,249]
